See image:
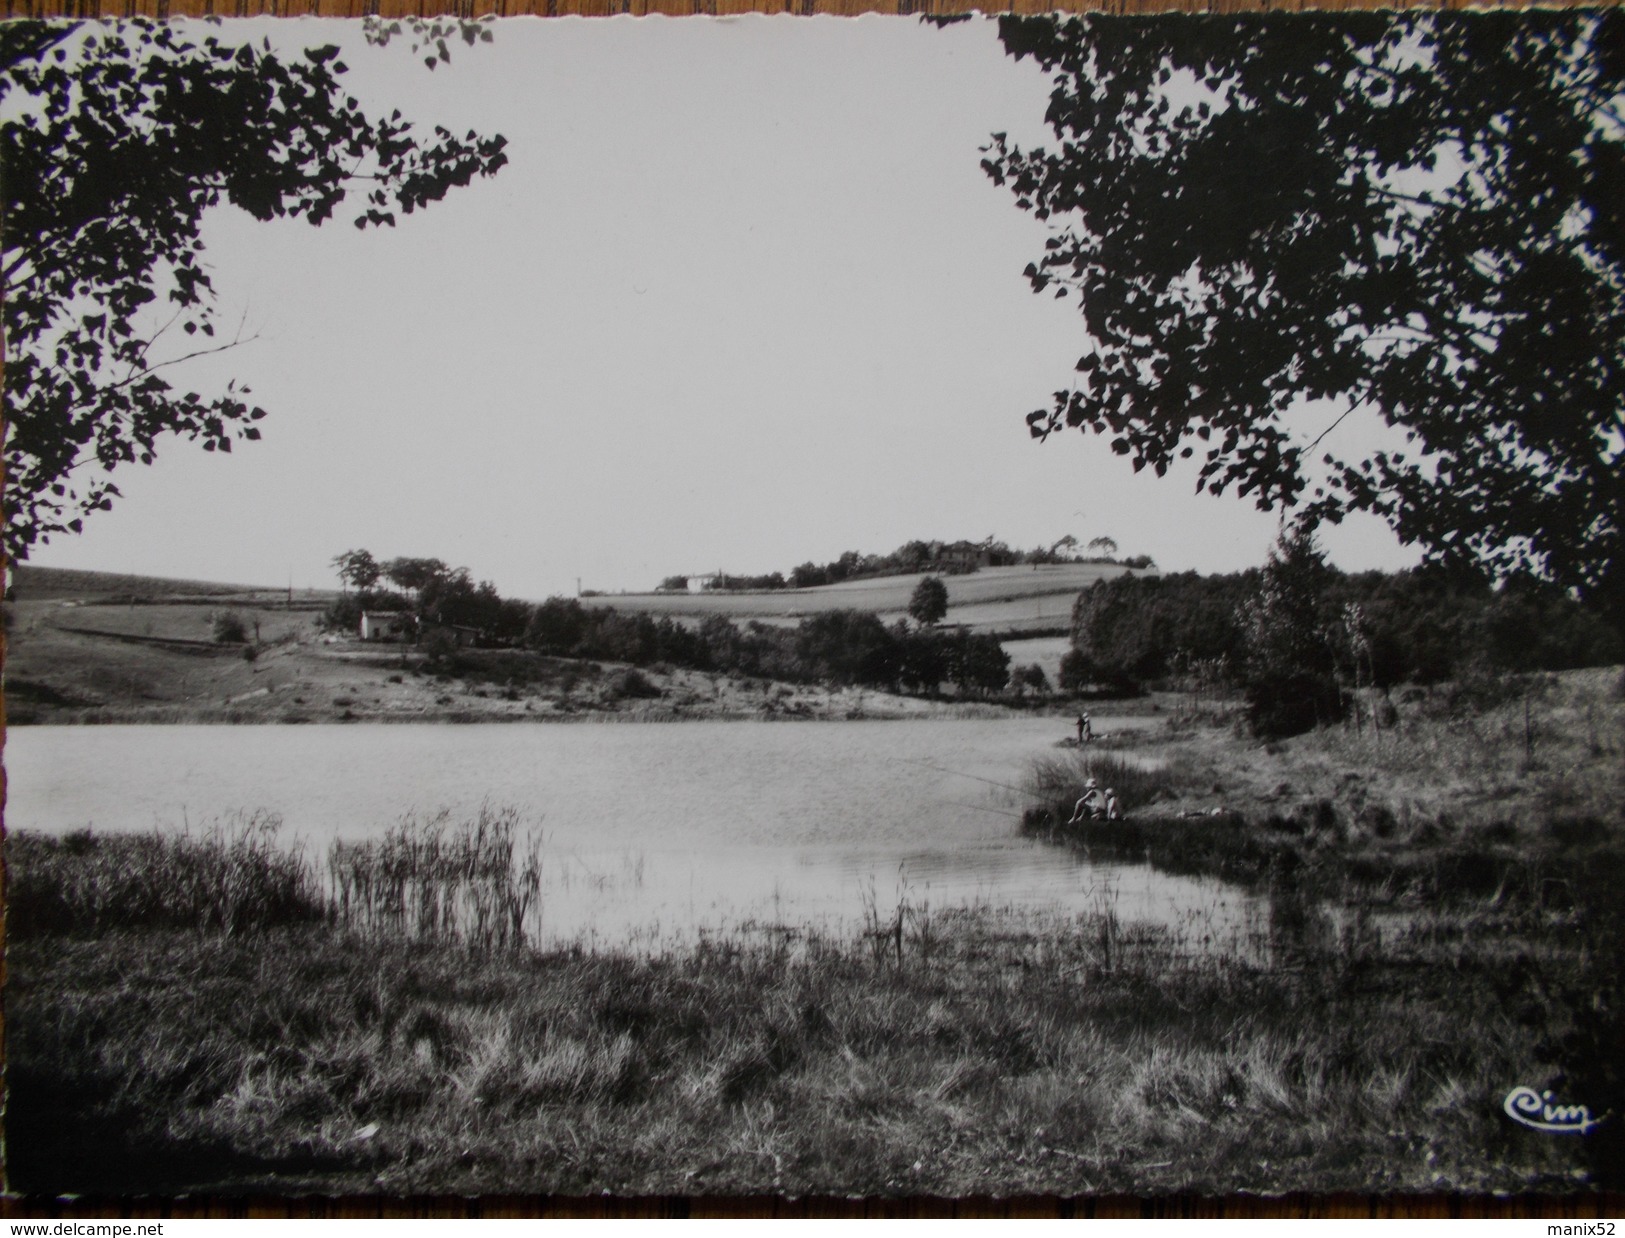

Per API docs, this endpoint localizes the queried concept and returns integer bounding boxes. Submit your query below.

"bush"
[612,668,662,700]
[907,576,949,626]
[421,629,458,662]
[322,592,363,633]
[212,610,248,644]
[1243,671,1344,740]
[1057,648,1140,697]
[1013,663,1049,693]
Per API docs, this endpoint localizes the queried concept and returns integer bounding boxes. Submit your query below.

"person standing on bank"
[1076,711,1093,744]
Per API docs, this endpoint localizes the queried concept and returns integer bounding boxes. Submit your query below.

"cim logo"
[1504,1086,1608,1134]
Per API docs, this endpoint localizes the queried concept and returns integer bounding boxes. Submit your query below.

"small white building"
[359,611,412,642]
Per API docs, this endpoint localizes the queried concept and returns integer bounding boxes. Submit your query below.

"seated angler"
[1067,778,1104,824]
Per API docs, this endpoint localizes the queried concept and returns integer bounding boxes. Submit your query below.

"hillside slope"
[579,563,1144,635]
[3,565,1076,724]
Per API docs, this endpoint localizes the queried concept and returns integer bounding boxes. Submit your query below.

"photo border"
[3,0,1623,1220]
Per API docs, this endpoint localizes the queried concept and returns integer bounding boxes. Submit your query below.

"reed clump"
[327,804,543,950]
[8,804,545,950]
[1026,749,1195,816]
[6,812,324,939]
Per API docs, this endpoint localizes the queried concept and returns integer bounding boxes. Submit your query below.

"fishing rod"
[895,756,1030,797]
[948,800,1028,821]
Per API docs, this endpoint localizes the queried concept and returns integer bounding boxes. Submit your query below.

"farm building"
[930,541,991,571]
[419,620,482,649]
[359,611,413,642]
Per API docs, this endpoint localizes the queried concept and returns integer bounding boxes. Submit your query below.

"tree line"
[330,551,1013,696]
[658,536,1153,593]
[328,551,531,640]
[1063,528,1623,733]
[531,605,1012,697]
[18,13,1624,673]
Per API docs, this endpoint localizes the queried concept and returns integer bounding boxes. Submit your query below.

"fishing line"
[947,800,1027,820]
[895,756,1029,797]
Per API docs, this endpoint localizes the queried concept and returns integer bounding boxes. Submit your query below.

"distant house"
[419,620,482,649]
[688,574,722,594]
[931,541,990,571]
[359,611,413,642]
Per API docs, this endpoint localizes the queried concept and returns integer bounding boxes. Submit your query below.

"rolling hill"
[577,563,1142,636]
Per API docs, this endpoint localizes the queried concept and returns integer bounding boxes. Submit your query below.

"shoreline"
[6,649,1164,727]
[6,690,1099,727]
[6,666,1621,1196]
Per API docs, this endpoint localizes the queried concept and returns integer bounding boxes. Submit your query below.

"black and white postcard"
[4,9,1621,1200]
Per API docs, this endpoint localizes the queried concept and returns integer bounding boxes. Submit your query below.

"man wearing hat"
[1067,778,1104,824]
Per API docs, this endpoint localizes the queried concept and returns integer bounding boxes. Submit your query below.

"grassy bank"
[6,810,1618,1198]
[1009,667,1625,1198]
[1024,668,1625,883]
[8,911,1606,1198]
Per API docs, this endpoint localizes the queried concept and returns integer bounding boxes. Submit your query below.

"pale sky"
[28,15,1419,600]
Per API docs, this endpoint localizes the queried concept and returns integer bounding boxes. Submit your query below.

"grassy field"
[1000,635,1074,688]
[3,618,1021,725]
[8,910,1601,1198]
[8,564,289,602]
[0,571,818,724]
[7,668,1621,1198]
[579,564,1133,634]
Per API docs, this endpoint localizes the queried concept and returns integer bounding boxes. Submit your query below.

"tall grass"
[327,804,543,950]
[1026,749,1192,816]
[856,863,935,965]
[8,805,545,949]
[6,811,323,938]
[9,672,1621,1195]
[1309,669,1624,824]
[9,897,1609,1196]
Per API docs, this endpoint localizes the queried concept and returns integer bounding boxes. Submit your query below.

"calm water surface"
[5,719,1256,949]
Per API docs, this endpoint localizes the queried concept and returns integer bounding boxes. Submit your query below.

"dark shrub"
[1244,672,1344,739]
[1355,804,1398,839]
[613,668,662,700]
[1546,816,1609,849]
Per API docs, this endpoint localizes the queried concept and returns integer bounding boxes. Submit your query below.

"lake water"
[4,719,1257,950]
